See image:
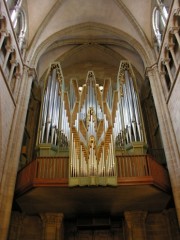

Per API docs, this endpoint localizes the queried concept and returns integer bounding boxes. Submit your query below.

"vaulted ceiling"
[23,0,157,89]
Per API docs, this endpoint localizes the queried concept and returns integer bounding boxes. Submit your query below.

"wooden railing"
[15,155,170,196]
[148,156,170,191]
[117,155,150,177]
[116,154,170,191]
[15,157,69,195]
[16,160,37,194]
[36,157,68,179]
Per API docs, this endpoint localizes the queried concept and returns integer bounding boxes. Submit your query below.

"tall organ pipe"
[46,69,56,143]
[40,75,51,143]
[125,71,138,141]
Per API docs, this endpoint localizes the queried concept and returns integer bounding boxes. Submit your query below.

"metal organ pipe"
[51,81,59,144]
[40,75,51,143]
[46,68,56,143]
[129,76,143,141]
[125,71,138,142]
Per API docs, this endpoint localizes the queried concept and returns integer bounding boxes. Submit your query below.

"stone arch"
[27,22,155,69]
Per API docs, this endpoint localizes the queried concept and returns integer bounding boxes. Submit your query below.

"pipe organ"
[36,61,147,186]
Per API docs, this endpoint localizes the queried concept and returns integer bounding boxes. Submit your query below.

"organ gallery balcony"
[15,62,171,216]
[15,154,171,216]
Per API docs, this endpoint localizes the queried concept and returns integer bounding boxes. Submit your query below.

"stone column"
[0,67,35,240]
[8,212,24,240]
[40,213,64,240]
[163,209,180,240]
[146,64,180,225]
[124,211,147,240]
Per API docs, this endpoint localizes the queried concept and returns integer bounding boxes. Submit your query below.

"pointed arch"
[27,22,154,69]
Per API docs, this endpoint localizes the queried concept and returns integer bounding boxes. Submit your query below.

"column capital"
[162,58,170,65]
[40,213,64,227]
[163,209,178,224]
[11,211,25,226]
[23,66,36,80]
[169,26,180,35]
[145,63,158,77]
[159,70,166,76]
[173,7,180,17]
[165,43,174,51]
[124,211,147,227]
[10,59,18,66]
[5,46,14,53]
[124,211,147,240]
[0,29,9,37]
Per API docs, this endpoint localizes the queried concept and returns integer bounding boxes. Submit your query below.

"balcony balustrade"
[15,154,170,197]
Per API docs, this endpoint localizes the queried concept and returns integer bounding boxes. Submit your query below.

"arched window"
[8,0,22,26]
[6,0,27,52]
[14,8,27,51]
[152,0,169,49]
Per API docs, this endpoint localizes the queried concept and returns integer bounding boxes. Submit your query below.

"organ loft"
[13,58,173,240]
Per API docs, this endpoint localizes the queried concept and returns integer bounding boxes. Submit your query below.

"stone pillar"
[40,213,64,240]
[0,67,35,240]
[163,209,180,240]
[146,64,180,225]
[124,211,147,240]
[8,212,24,240]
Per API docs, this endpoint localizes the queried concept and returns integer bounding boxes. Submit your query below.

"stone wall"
[168,78,180,155]
[0,71,15,181]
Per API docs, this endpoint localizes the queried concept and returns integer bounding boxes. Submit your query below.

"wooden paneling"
[116,154,170,191]
[16,160,37,194]
[15,157,69,195]
[117,155,149,177]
